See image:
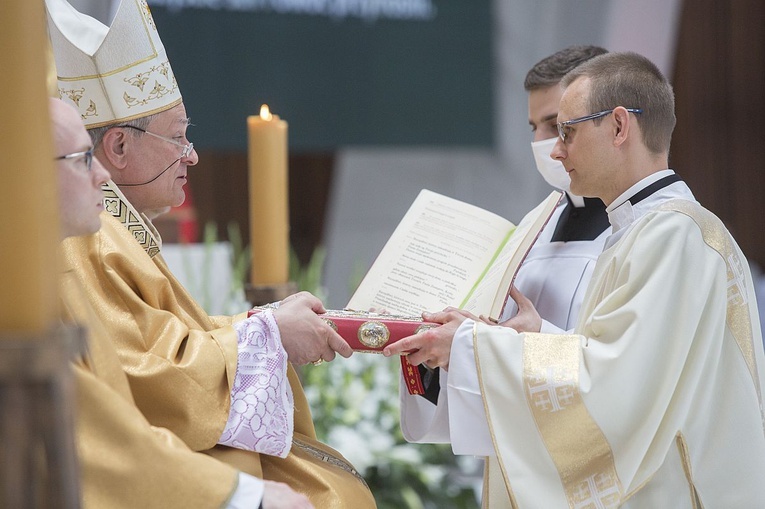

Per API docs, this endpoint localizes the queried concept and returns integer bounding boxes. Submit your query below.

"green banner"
[150,0,493,150]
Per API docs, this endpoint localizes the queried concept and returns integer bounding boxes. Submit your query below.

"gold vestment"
[61,183,375,508]
[60,266,238,508]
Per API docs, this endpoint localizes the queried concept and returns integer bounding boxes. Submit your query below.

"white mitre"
[46,0,182,128]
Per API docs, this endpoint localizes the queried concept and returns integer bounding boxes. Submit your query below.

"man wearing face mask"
[501,45,610,331]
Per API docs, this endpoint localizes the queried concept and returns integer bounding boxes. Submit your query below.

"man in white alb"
[386,51,765,507]
[506,45,611,330]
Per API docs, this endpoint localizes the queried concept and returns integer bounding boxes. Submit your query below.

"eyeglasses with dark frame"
[118,124,194,158]
[556,108,643,143]
[55,148,93,173]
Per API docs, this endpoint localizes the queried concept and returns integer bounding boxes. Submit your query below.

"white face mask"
[531,137,571,193]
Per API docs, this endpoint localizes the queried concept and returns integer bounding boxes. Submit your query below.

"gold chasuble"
[60,182,374,508]
[60,269,238,508]
[472,200,765,508]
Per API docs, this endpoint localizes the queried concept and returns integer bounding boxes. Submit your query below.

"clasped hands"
[382,286,542,371]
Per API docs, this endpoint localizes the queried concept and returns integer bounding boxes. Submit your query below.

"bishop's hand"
[272,291,353,365]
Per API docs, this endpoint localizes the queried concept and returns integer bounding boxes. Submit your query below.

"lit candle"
[247,105,289,286]
[0,0,60,332]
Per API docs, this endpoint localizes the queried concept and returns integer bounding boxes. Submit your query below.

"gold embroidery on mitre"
[122,61,178,109]
[82,100,98,119]
[102,181,161,258]
[139,0,156,30]
[124,72,150,92]
[657,199,764,429]
[157,62,170,80]
[523,333,623,508]
[58,87,98,120]
[60,87,84,106]
[149,80,170,99]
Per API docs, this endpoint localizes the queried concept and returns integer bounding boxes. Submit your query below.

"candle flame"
[260,104,273,121]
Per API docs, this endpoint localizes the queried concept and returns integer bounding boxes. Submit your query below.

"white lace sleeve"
[218,309,294,458]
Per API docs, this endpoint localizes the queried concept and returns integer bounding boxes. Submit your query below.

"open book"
[347,189,562,321]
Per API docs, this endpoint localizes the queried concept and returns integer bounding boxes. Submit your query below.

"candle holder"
[0,324,86,509]
[245,281,300,307]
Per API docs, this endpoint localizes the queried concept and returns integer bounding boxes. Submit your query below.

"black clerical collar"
[550,194,610,242]
[627,173,682,206]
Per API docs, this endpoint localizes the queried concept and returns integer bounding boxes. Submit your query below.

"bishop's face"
[117,103,198,214]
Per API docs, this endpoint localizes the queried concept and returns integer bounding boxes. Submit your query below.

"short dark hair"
[524,45,609,91]
[562,52,676,154]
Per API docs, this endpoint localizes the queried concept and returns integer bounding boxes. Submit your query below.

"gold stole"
[656,200,763,422]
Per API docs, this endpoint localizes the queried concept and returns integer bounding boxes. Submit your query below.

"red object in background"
[176,187,199,243]
[151,186,200,244]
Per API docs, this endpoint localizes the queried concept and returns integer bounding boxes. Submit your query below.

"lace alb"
[218,310,293,457]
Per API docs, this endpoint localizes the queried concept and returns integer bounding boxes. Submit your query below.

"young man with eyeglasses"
[386,51,765,506]
[47,1,374,506]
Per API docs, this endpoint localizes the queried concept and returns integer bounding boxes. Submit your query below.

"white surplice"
[400,191,610,446]
[502,194,610,332]
[402,172,765,507]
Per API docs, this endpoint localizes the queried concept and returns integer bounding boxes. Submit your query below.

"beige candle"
[0,0,60,332]
[247,105,289,285]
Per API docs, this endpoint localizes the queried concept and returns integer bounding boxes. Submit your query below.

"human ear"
[99,128,129,170]
[612,106,631,147]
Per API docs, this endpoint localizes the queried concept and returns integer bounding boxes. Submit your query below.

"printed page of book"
[487,191,562,318]
[346,189,515,316]
[460,191,562,317]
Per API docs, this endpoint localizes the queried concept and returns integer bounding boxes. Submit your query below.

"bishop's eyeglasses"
[119,124,194,159]
[556,108,642,143]
[55,148,93,173]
